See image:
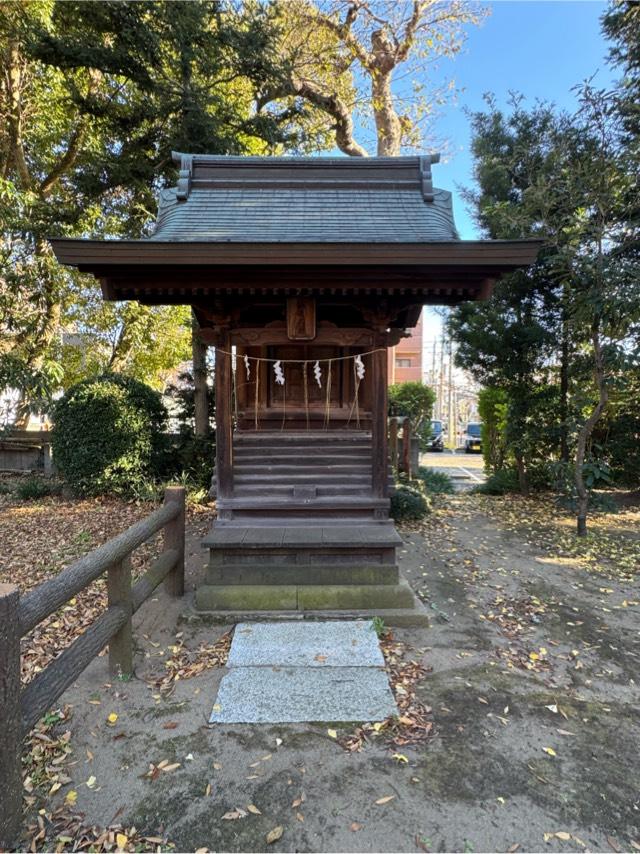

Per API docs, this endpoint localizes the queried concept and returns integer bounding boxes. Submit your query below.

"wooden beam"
[215,332,233,498]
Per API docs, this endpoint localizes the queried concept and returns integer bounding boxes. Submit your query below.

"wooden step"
[234,463,370,475]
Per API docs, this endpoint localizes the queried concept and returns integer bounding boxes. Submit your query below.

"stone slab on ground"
[228,620,384,667]
[209,665,396,723]
[210,619,396,723]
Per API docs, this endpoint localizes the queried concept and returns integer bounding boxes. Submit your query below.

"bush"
[473,468,520,495]
[388,382,436,429]
[15,477,54,501]
[416,466,455,494]
[390,484,430,521]
[52,374,167,497]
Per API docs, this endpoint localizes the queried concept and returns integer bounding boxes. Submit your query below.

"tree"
[265,0,486,155]
[1,1,332,422]
[388,381,435,430]
[450,88,640,531]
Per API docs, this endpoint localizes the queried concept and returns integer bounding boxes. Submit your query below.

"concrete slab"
[209,665,396,723]
[228,620,384,667]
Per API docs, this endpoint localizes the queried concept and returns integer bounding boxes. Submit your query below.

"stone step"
[228,621,385,666]
[196,581,416,612]
[206,563,399,586]
[202,524,402,550]
[208,665,396,724]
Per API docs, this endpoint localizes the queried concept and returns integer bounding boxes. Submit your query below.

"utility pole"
[438,332,445,422]
[447,338,455,450]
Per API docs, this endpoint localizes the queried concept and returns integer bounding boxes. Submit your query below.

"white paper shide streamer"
[244,354,251,380]
[274,360,285,385]
[355,354,365,380]
[313,360,322,387]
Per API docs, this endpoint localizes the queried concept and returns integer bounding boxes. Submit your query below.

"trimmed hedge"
[52,374,167,496]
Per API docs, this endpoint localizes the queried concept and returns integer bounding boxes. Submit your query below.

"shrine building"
[51,153,539,621]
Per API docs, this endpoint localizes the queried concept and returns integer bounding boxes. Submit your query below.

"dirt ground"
[13,493,640,853]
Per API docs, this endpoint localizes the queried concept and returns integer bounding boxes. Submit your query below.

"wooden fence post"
[0,583,23,849]
[389,418,398,471]
[107,556,133,678]
[163,486,185,597]
[402,418,412,478]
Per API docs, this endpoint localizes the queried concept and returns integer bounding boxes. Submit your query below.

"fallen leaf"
[350,822,363,832]
[106,712,118,726]
[266,826,284,844]
[246,804,262,815]
[314,654,328,662]
[163,722,178,730]
[608,837,622,853]
[543,747,556,757]
[295,812,304,823]
[507,845,520,853]
[222,808,247,820]
[375,795,395,805]
[116,832,128,850]
[65,790,78,806]
[327,729,338,739]
[392,753,409,763]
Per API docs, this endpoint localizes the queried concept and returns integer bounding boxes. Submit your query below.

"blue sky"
[417,0,616,340]
[431,0,615,239]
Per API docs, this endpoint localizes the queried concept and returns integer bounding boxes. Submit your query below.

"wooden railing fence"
[0,486,186,849]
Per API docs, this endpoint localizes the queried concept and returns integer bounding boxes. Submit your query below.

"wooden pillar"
[0,584,22,849]
[371,344,388,498]
[107,556,133,678]
[215,331,233,498]
[163,486,185,597]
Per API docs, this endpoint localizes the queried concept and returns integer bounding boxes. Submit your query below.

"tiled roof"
[148,154,459,243]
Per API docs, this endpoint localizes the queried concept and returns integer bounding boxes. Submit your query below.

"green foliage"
[52,374,167,496]
[473,469,520,496]
[15,477,55,501]
[477,387,509,474]
[416,467,455,495]
[388,382,436,430]
[371,616,386,638]
[390,484,430,521]
[162,370,215,489]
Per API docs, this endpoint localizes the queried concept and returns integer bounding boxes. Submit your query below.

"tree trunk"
[192,312,209,437]
[371,71,401,155]
[515,452,529,496]
[560,290,570,463]
[574,324,608,537]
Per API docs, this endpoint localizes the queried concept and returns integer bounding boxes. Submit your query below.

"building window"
[396,358,411,368]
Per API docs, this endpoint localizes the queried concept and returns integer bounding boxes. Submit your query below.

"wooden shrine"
[52,154,539,620]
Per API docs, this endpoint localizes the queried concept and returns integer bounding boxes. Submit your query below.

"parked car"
[424,419,445,451]
[464,421,482,453]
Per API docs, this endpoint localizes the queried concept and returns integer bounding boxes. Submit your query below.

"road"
[419,449,485,490]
